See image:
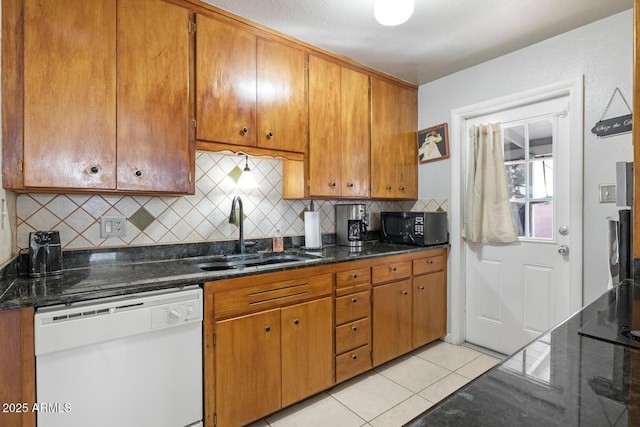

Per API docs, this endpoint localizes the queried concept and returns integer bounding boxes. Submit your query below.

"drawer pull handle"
[352,326,358,332]
[391,266,397,272]
[90,166,99,174]
[351,297,358,303]
[293,319,300,326]
[267,131,274,138]
[351,354,358,360]
[419,286,425,291]
[352,273,358,279]
[241,127,249,135]
[265,326,271,333]
[402,290,408,296]
[428,259,434,264]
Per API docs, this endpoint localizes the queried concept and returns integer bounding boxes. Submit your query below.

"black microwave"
[380,211,448,246]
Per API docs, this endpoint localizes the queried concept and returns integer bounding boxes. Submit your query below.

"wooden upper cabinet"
[370,77,418,199]
[308,55,370,198]
[308,55,342,197]
[257,38,307,153]
[195,14,257,147]
[195,21,306,154]
[23,0,117,189]
[13,0,194,194]
[117,0,194,193]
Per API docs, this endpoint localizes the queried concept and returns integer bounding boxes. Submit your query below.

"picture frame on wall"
[418,123,450,163]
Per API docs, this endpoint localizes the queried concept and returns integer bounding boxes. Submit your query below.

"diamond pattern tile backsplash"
[16,152,447,250]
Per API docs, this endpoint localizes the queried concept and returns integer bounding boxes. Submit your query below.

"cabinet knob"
[293,319,300,326]
[419,286,425,291]
[402,290,408,296]
[391,266,397,272]
[351,354,358,360]
[265,326,271,332]
[330,181,337,188]
[399,186,406,191]
[347,182,354,188]
[267,131,274,138]
[135,170,143,177]
[386,185,392,191]
[351,297,358,303]
[90,166,99,174]
[241,127,249,135]
[352,273,358,279]
[352,326,358,332]
[428,259,434,264]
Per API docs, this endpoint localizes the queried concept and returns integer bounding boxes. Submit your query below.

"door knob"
[559,226,569,236]
[558,245,569,256]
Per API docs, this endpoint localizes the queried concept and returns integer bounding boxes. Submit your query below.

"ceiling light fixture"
[374,0,414,27]
[237,155,258,189]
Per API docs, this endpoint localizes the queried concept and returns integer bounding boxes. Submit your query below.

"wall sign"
[591,88,632,138]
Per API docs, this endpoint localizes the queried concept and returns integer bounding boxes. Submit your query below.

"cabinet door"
[196,14,257,147]
[341,67,370,198]
[370,77,417,199]
[117,0,193,193]
[372,279,413,366]
[395,85,418,199]
[308,55,342,197]
[281,297,334,406]
[257,38,307,153]
[23,0,116,189]
[413,271,447,347]
[215,309,281,427]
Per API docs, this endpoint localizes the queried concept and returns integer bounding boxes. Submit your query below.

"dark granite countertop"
[0,239,447,311]
[406,280,640,427]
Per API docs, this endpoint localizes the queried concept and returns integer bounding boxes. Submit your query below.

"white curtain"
[462,123,518,244]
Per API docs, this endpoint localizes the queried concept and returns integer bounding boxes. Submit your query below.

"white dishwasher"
[34,286,203,427]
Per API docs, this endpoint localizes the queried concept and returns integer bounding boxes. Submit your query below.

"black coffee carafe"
[29,231,63,277]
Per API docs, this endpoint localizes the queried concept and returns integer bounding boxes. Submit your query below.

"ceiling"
[201,0,633,86]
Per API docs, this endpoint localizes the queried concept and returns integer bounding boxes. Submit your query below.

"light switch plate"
[599,184,616,203]
[100,217,126,238]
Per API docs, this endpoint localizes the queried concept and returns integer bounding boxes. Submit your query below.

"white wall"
[418,9,633,304]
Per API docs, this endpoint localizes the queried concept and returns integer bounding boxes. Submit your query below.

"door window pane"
[504,118,554,240]
[504,125,526,161]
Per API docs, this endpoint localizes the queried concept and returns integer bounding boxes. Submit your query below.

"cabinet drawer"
[413,254,445,276]
[335,290,370,325]
[336,267,370,288]
[214,273,333,319]
[336,318,370,354]
[371,261,412,284]
[336,345,371,384]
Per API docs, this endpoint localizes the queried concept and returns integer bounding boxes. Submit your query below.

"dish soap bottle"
[273,229,284,252]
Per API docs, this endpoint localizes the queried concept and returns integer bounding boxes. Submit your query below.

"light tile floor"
[247,340,503,427]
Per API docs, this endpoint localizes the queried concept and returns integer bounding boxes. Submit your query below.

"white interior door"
[464,95,579,355]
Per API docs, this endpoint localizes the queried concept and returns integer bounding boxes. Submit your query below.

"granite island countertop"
[406,280,640,427]
[0,240,447,311]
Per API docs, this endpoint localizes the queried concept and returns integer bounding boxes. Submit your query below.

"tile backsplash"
[16,151,447,250]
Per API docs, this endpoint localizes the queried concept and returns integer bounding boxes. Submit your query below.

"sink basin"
[198,253,320,272]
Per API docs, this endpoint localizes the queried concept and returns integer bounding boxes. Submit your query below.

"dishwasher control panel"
[151,300,202,329]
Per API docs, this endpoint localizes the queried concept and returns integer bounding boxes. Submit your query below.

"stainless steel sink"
[198,252,320,271]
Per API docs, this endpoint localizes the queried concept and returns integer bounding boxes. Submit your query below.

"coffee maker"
[336,204,368,248]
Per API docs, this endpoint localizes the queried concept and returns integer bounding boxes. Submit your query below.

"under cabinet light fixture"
[237,155,258,189]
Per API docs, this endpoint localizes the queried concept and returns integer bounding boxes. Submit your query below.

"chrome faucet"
[229,196,246,254]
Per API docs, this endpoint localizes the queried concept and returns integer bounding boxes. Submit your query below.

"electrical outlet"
[100,217,126,238]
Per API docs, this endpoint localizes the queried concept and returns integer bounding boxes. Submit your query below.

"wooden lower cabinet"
[372,248,448,366]
[206,249,446,425]
[281,298,334,406]
[0,308,36,427]
[372,279,413,366]
[413,271,447,347]
[209,271,333,427]
[215,309,282,427]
